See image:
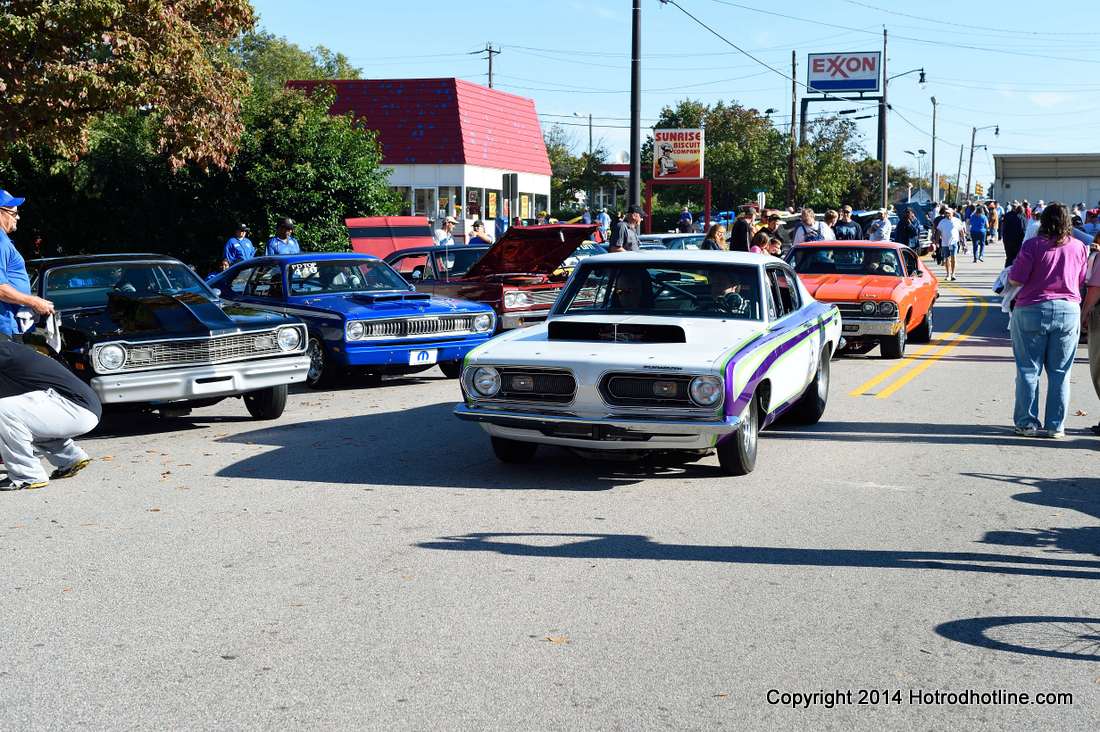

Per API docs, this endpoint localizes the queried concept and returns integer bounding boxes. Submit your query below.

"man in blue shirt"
[224,224,255,264]
[596,208,612,238]
[0,190,54,339]
[265,217,301,255]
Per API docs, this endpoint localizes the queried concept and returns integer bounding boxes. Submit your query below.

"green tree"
[795,116,863,209]
[544,124,584,207]
[0,0,255,169]
[231,30,361,96]
[844,158,923,210]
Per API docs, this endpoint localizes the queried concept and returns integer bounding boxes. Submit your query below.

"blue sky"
[252,0,1100,191]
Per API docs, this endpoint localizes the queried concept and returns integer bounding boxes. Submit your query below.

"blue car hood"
[288,291,491,319]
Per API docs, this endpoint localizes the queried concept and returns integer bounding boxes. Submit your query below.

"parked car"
[386,224,598,331]
[786,240,938,358]
[454,251,841,475]
[25,254,310,419]
[639,233,706,250]
[208,253,496,387]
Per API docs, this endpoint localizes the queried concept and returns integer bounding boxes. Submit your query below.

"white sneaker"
[1044,430,1066,439]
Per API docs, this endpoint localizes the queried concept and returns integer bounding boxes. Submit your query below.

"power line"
[839,0,1097,38]
[495,69,772,94]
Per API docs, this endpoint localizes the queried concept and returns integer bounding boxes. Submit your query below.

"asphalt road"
[2,248,1098,730]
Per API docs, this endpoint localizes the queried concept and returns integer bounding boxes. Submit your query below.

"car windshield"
[558,262,763,320]
[44,262,210,309]
[287,259,409,295]
[431,248,486,277]
[790,246,903,277]
[666,235,704,250]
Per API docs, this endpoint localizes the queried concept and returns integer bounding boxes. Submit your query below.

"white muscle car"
[454,251,841,475]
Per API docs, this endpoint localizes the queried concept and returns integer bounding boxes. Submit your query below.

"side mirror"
[212,287,222,296]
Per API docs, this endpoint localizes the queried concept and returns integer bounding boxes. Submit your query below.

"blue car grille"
[356,315,479,340]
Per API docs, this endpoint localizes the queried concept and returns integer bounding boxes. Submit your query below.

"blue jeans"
[1010,300,1081,432]
[971,231,986,261]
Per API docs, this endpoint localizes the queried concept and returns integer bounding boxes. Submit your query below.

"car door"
[900,248,933,325]
[764,265,816,408]
[238,264,286,312]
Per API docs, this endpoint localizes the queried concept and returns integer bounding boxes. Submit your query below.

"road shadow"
[87,411,255,439]
[765,421,1098,449]
[936,616,1100,662]
[214,404,727,491]
[415,532,1100,580]
[969,473,1100,558]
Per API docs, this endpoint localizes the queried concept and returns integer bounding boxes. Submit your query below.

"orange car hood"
[800,274,904,302]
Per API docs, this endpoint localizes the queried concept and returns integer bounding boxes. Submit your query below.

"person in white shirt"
[791,207,835,244]
[434,215,457,246]
[866,209,893,241]
[936,209,965,281]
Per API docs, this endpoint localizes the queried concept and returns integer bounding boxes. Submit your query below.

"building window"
[519,193,531,220]
[413,188,435,218]
[486,190,501,219]
[534,195,549,217]
[438,186,461,220]
[466,187,484,220]
[392,187,412,216]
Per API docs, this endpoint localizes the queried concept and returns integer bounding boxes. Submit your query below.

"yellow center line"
[848,289,975,397]
[874,285,991,399]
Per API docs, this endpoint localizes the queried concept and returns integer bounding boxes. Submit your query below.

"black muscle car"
[24,254,310,420]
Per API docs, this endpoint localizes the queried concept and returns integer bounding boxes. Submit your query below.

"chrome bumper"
[500,311,549,330]
[91,355,311,404]
[455,403,741,450]
[840,318,903,337]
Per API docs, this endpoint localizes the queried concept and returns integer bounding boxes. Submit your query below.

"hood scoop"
[106,291,235,335]
[349,291,431,304]
[548,321,686,343]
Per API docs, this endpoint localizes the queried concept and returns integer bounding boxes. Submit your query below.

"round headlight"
[346,321,366,341]
[473,313,493,333]
[277,327,302,351]
[877,301,898,317]
[471,367,501,397]
[861,301,877,315]
[97,344,126,371]
[503,292,531,309]
[689,375,723,407]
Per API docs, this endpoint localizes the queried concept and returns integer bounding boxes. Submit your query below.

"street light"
[965,124,999,201]
[881,53,928,208]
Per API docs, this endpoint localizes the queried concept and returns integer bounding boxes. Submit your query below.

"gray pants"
[0,389,99,484]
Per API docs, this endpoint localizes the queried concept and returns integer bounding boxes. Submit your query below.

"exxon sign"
[807,52,881,93]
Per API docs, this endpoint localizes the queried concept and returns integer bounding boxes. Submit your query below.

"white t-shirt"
[937,217,964,247]
[433,228,455,246]
[792,221,836,244]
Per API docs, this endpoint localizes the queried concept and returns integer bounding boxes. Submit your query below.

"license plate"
[408,349,438,365]
[843,324,859,332]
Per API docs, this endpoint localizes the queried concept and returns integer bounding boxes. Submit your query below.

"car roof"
[384,245,491,259]
[580,250,777,266]
[29,253,181,267]
[639,232,703,240]
[236,253,384,266]
[790,240,902,249]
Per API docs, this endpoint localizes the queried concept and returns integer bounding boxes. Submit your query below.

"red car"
[386,224,599,331]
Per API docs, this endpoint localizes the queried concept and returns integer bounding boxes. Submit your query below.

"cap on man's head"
[767,212,781,221]
[627,204,646,217]
[236,223,249,232]
[443,215,458,224]
[0,190,25,208]
[277,217,295,229]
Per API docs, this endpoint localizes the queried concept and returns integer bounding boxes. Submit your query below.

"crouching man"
[0,340,101,491]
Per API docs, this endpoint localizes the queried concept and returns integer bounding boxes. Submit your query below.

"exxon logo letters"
[807,52,880,92]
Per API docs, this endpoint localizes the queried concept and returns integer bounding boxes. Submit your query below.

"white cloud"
[1029,92,1071,108]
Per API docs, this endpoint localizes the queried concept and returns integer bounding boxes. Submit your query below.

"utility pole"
[954,144,964,206]
[787,49,797,209]
[965,126,977,204]
[473,43,501,88]
[629,0,642,207]
[587,113,593,156]
[879,28,889,209]
[930,97,937,202]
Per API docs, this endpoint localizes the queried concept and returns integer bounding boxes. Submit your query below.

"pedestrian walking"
[265,218,301,255]
[0,340,101,491]
[791,207,833,245]
[224,224,255,265]
[729,206,756,252]
[608,204,643,253]
[866,209,893,241]
[596,208,612,239]
[701,223,727,251]
[0,190,54,340]
[1007,203,1088,438]
[988,200,1001,241]
[1082,236,1100,435]
[833,206,863,240]
[433,216,457,246]
[969,205,989,262]
[936,208,965,281]
[1003,203,1027,266]
[893,208,923,251]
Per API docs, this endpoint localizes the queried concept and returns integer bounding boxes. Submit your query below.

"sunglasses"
[0,208,18,219]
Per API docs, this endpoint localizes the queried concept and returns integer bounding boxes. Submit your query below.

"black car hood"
[63,292,292,339]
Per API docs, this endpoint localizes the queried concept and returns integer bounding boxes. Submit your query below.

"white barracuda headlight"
[97,344,126,372]
[877,301,898,317]
[276,326,302,351]
[503,291,532,309]
[689,375,723,407]
[470,366,501,397]
[473,313,494,333]
[346,321,366,341]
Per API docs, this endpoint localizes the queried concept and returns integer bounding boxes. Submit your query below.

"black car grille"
[836,302,893,320]
[123,329,293,369]
[358,315,478,339]
[600,373,695,408]
[496,367,577,403]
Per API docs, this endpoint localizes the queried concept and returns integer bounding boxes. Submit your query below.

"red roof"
[286,78,551,176]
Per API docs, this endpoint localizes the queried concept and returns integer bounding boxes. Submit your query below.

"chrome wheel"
[306,338,326,387]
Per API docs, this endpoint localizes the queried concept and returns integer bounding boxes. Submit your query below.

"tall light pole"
[883,61,926,209]
[930,96,937,202]
[966,124,999,202]
[575,112,594,210]
[628,0,641,207]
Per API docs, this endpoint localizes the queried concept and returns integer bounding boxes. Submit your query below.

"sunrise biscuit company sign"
[652,128,704,179]
[807,52,881,93]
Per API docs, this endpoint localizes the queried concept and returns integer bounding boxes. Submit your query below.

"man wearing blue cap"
[0,190,54,339]
[224,223,255,264]
[265,217,301,255]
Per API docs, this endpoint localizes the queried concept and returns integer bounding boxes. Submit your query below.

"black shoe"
[50,457,91,480]
[1090,423,1100,436]
[0,477,49,491]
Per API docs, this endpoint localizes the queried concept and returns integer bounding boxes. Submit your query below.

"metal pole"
[930,97,937,202]
[787,49,797,209]
[965,126,977,204]
[879,28,889,209]
[799,97,810,147]
[628,0,642,207]
[954,144,964,206]
[488,44,494,88]
[588,113,593,156]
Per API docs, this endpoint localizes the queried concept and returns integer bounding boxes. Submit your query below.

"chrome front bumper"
[91,355,311,404]
[840,318,903,337]
[454,403,741,450]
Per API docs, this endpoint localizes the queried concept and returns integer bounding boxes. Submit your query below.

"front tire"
[716,395,759,475]
[909,307,933,343]
[244,384,287,420]
[491,436,538,463]
[879,326,906,359]
[439,360,462,379]
[788,347,830,425]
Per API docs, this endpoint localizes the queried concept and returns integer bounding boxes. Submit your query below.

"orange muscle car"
[786,240,938,358]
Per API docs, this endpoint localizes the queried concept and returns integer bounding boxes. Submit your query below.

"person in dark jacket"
[892,208,923,251]
[728,206,755,252]
[833,206,863,240]
[1002,204,1027,266]
[0,341,101,490]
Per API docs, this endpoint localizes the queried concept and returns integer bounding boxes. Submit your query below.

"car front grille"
[836,302,893,320]
[600,373,695,408]
[527,289,561,306]
[123,329,293,369]
[495,367,577,403]
[357,315,478,339]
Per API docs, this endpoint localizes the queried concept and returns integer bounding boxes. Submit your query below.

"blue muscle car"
[208,253,496,387]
